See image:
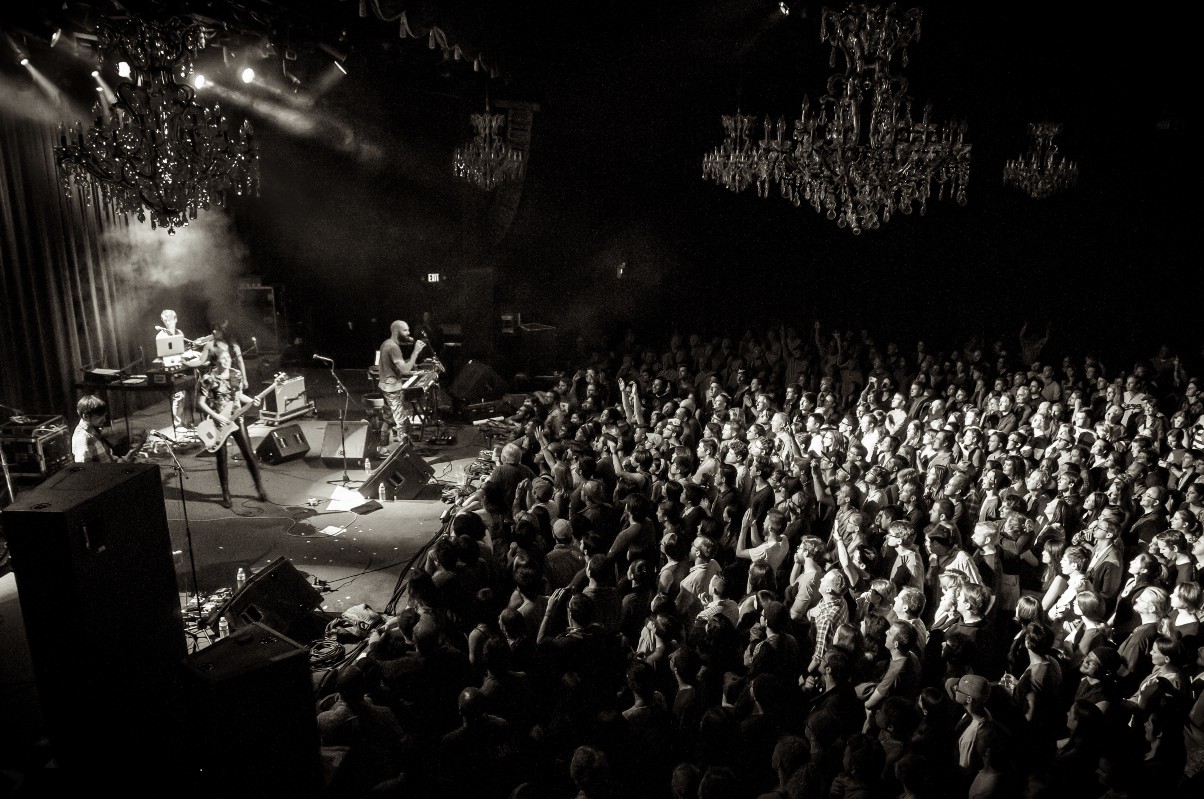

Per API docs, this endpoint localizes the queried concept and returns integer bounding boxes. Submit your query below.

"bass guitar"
[196,372,287,454]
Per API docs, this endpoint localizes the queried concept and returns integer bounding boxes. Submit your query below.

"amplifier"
[260,375,314,424]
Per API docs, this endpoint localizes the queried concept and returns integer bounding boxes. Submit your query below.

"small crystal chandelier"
[452,100,525,191]
[702,4,971,234]
[54,17,260,234]
[1003,122,1078,199]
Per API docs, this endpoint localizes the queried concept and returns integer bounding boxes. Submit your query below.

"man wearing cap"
[952,674,993,779]
[545,518,586,590]
[806,570,850,676]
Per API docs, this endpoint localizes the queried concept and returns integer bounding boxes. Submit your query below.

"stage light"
[779,2,790,15]
[194,74,207,89]
[50,28,61,48]
[240,67,255,83]
[117,61,131,77]
[91,69,99,77]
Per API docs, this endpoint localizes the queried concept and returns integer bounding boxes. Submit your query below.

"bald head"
[391,320,410,340]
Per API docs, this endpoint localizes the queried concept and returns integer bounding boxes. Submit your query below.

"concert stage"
[0,366,496,766]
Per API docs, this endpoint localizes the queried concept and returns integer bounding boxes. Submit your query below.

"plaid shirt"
[810,595,849,664]
[72,419,114,463]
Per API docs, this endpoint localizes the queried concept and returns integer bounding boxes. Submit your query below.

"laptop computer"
[156,333,186,359]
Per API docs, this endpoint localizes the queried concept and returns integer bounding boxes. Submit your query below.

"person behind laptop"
[155,309,189,430]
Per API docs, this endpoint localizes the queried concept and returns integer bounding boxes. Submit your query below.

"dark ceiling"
[1,1,1198,357]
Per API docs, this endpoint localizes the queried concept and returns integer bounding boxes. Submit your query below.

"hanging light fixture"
[452,97,525,191]
[54,17,260,234]
[1003,122,1078,199]
[702,4,971,234]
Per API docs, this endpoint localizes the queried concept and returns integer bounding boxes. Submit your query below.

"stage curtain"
[0,112,152,422]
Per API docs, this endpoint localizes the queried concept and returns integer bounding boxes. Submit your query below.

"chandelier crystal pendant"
[54,17,260,234]
[702,3,971,234]
[1003,122,1078,199]
[452,101,525,191]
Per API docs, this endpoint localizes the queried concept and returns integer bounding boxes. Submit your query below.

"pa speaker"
[1,463,186,775]
[359,441,435,500]
[183,621,323,797]
[255,423,310,464]
[449,358,505,402]
[218,556,323,641]
[320,420,378,467]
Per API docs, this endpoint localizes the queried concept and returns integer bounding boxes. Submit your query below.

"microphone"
[313,354,334,364]
[147,430,169,441]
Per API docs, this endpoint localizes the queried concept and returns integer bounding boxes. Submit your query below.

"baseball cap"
[552,518,573,542]
[955,674,990,702]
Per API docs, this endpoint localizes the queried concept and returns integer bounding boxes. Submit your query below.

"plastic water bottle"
[378,482,387,502]
[236,567,247,591]
[218,617,230,638]
[363,457,372,473]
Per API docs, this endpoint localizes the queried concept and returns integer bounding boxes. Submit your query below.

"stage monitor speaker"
[320,420,378,467]
[218,556,323,641]
[1,463,186,774]
[449,358,505,402]
[359,440,435,501]
[256,422,310,464]
[183,621,322,797]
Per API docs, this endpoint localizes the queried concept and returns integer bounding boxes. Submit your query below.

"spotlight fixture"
[20,56,30,66]
[91,69,99,77]
[240,66,255,83]
[117,60,131,77]
[193,73,206,89]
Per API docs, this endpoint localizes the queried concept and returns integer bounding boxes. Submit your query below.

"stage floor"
[0,367,495,767]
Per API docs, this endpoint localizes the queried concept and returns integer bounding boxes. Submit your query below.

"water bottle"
[378,482,387,502]
[236,567,247,591]
[218,617,230,638]
[363,457,372,473]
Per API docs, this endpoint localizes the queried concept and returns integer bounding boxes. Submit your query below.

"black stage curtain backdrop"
[0,112,152,421]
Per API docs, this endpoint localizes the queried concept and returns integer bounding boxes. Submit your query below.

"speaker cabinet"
[255,423,310,464]
[184,621,322,797]
[320,421,379,467]
[218,556,323,641]
[448,359,505,402]
[1,463,186,774]
[359,440,435,500]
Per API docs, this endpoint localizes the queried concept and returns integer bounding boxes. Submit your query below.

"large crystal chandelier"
[702,4,971,234]
[1003,122,1078,199]
[54,17,260,234]
[452,101,525,191]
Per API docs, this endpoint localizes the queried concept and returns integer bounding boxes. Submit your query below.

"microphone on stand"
[313,354,334,364]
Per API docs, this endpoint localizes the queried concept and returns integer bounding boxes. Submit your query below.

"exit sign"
[427,273,441,283]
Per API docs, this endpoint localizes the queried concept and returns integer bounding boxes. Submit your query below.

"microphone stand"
[322,359,357,488]
[162,438,203,646]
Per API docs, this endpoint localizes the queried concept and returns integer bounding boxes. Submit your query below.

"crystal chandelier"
[54,17,260,234]
[1003,122,1078,199]
[452,101,525,191]
[702,4,971,234]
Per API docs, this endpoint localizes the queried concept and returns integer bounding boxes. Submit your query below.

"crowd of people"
[318,320,1204,799]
